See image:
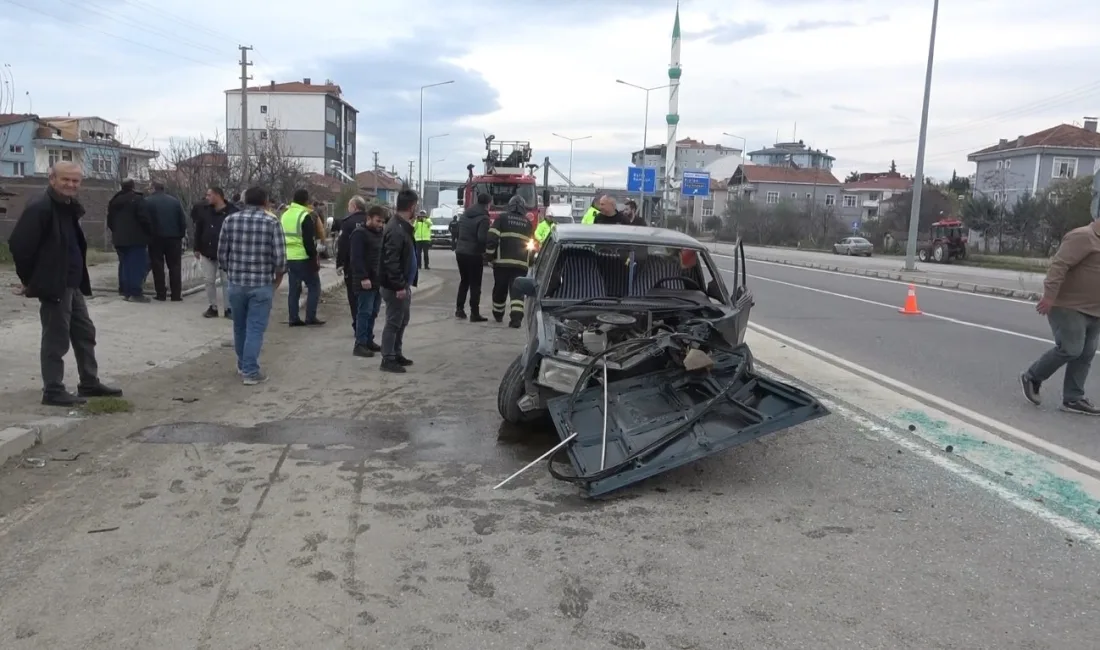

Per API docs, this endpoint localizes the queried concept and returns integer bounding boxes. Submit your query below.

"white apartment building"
[225,78,357,177]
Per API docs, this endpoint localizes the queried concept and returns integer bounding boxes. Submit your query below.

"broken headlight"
[536,357,585,394]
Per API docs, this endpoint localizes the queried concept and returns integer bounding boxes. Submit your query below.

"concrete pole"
[904,0,940,271]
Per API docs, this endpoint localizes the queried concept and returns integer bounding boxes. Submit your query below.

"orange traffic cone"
[898,284,922,315]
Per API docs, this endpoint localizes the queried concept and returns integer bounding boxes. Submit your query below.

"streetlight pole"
[551,132,591,212]
[418,80,454,195]
[429,158,445,182]
[425,132,448,184]
[904,0,939,271]
[617,79,671,223]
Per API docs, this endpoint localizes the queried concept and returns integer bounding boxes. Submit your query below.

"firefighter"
[580,197,600,225]
[485,194,534,328]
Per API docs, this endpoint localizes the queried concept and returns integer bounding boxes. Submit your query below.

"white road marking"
[712,252,1037,305]
[748,322,1100,476]
[747,326,1100,549]
[735,270,1058,347]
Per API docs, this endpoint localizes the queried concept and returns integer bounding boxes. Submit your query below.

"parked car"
[833,236,873,256]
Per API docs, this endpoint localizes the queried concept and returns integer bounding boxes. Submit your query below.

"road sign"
[681,171,710,197]
[627,166,657,193]
[852,221,859,231]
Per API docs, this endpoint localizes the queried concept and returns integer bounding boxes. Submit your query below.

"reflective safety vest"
[534,220,553,243]
[413,217,432,242]
[280,203,311,261]
[581,206,597,225]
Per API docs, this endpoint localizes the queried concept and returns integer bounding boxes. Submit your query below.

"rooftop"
[0,113,38,127]
[40,116,119,126]
[731,164,841,186]
[748,140,835,161]
[968,121,1100,158]
[354,169,403,191]
[842,175,913,192]
[226,78,343,96]
[552,223,706,248]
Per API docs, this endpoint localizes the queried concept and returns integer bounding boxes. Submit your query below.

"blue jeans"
[116,245,148,297]
[287,259,320,323]
[355,289,380,347]
[227,283,274,378]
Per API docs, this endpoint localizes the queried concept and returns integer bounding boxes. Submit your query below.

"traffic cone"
[898,284,922,315]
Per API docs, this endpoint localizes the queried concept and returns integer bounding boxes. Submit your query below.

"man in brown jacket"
[1020,218,1100,415]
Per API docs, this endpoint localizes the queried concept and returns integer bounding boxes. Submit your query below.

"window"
[992,192,1001,202]
[868,192,880,201]
[47,149,73,167]
[8,144,23,154]
[842,194,858,208]
[325,133,337,149]
[825,194,836,206]
[11,161,25,175]
[805,193,812,200]
[702,207,713,217]
[475,182,539,208]
[260,105,267,114]
[91,155,113,174]
[867,208,878,218]
[260,131,268,140]
[996,160,1003,170]
[1004,159,1012,169]
[326,107,337,123]
[766,191,779,204]
[1052,157,1077,179]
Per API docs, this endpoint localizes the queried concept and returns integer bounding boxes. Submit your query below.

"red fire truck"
[456,136,543,229]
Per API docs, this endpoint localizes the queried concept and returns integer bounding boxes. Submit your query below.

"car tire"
[498,354,542,425]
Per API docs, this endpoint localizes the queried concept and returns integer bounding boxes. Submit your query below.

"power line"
[56,0,228,57]
[121,0,240,45]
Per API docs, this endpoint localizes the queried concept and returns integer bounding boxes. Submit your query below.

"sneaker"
[242,373,268,386]
[366,342,382,352]
[380,358,406,373]
[203,306,218,318]
[1061,398,1100,415]
[353,345,374,358]
[456,309,467,319]
[224,308,232,318]
[1020,373,1041,406]
[396,356,413,367]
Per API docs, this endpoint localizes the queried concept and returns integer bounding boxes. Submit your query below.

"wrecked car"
[496,224,828,497]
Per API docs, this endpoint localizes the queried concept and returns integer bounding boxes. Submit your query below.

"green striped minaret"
[664,2,681,220]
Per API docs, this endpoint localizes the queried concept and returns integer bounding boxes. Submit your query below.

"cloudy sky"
[2,0,1098,186]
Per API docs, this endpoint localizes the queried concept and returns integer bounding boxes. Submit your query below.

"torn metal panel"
[545,347,828,497]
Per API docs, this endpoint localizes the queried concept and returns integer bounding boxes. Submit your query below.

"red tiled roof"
[177,152,228,168]
[354,169,403,191]
[735,164,840,185]
[226,80,342,95]
[969,123,1100,157]
[842,175,912,192]
[0,113,38,127]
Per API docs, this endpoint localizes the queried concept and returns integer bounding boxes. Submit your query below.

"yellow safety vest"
[413,218,432,242]
[534,220,553,243]
[581,206,597,225]
[280,203,311,261]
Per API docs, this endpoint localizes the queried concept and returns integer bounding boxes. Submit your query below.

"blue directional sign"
[626,166,657,193]
[681,170,710,197]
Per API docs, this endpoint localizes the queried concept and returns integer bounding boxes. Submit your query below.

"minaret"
[664,1,682,222]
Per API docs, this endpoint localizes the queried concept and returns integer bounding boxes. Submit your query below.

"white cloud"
[2,0,1098,188]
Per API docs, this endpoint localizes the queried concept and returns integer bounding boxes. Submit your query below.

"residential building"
[687,179,730,225]
[1,114,156,180]
[747,140,835,170]
[727,164,842,212]
[967,117,1100,205]
[225,78,358,177]
[630,137,742,184]
[354,169,403,207]
[838,173,913,227]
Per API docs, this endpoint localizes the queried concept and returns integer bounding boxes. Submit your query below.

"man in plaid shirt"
[218,186,287,385]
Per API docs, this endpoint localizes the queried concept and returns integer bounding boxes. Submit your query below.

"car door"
[729,238,752,345]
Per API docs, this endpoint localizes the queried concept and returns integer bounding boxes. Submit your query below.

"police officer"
[533,212,554,248]
[485,195,534,328]
[413,209,432,269]
[580,197,600,225]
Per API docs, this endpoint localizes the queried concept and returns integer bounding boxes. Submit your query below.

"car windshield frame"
[431,216,451,226]
[475,182,538,209]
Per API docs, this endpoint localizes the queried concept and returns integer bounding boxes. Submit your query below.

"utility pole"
[407,160,414,190]
[904,0,940,271]
[372,151,379,196]
[238,45,253,185]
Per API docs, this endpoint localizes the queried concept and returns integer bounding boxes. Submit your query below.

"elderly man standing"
[7,162,123,406]
[335,195,370,331]
[218,187,287,386]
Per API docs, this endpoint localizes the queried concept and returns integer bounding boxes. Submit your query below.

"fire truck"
[456,136,543,229]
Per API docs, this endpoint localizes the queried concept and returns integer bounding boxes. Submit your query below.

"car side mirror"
[513,276,538,298]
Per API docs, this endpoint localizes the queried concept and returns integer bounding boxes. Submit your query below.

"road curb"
[740,253,1042,302]
[0,416,85,467]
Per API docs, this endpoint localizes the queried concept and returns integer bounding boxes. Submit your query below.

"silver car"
[833,236,873,256]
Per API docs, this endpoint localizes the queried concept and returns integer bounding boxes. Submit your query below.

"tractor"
[916,218,968,264]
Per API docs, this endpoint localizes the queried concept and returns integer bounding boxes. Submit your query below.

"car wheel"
[497,354,542,425]
[918,249,929,262]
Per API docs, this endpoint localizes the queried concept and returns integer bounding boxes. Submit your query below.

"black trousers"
[455,253,484,311]
[148,236,183,300]
[39,288,99,394]
[491,265,525,324]
[415,242,431,269]
[344,277,357,331]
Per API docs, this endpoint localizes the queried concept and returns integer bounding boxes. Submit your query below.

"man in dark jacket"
[592,195,626,225]
[144,181,188,301]
[336,195,370,332]
[349,206,387,358]
[454,192,492,322]
[486,194,534,328]
[448,215,459,250]
[192,186,239,318]
[378,189,420,373]
[7,161,123,406]
[107,179,152,302]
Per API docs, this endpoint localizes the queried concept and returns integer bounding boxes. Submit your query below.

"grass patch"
[83,396,134,415]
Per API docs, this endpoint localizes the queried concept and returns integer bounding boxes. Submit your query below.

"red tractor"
[456,136,542,229]
[916,218,968,263]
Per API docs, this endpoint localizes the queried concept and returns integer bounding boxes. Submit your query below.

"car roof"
[551,224,705,248]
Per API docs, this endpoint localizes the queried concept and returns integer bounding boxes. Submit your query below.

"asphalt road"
[728,243,1048,294]
[1,262,1099,648]
[715,254,1100,460]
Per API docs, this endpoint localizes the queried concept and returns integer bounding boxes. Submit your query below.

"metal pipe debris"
[493,432,579,490]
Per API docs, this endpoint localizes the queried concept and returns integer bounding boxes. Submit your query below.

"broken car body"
[496,224,828,497]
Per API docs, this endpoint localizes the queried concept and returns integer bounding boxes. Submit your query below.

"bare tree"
[240,121,309,205]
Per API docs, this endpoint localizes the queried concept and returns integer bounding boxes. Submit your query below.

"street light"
[617,79,671,223]
[425,132,448,187]
[904,0,939,271]
[429,157,445,182]
[721,132,747,158]
[418,80,455,194]
[551,132,591,211]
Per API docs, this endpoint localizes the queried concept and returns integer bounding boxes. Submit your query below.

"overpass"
[420,179,629,213]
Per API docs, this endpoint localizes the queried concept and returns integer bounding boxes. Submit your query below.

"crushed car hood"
[545,345,828,497]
